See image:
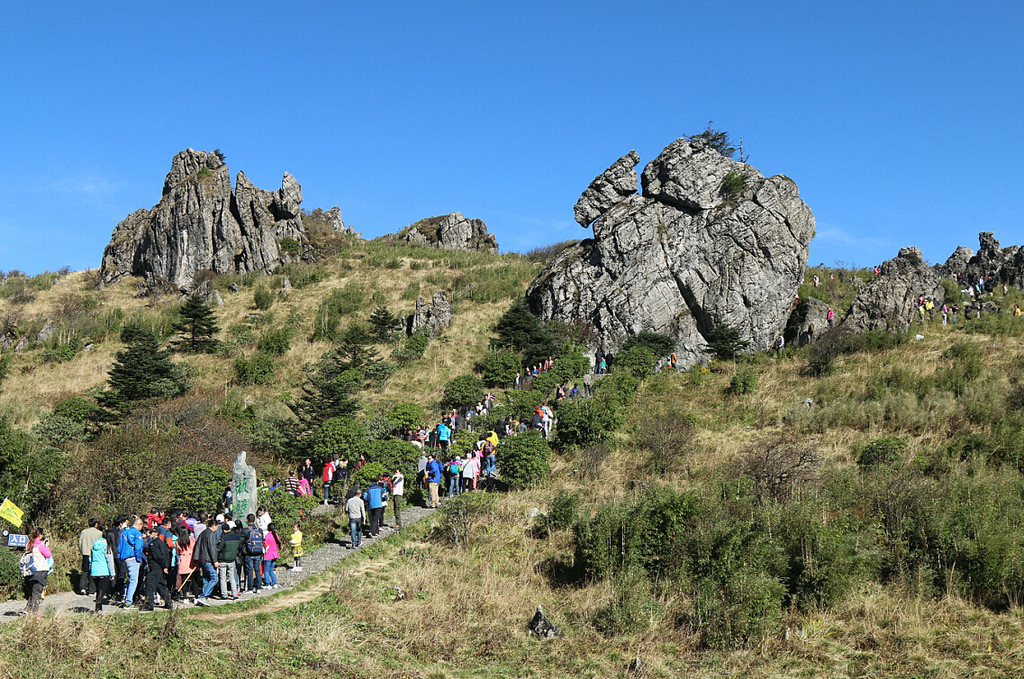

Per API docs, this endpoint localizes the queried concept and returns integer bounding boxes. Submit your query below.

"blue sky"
[2,1,1021,275]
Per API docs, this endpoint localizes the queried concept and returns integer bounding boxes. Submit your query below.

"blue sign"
[6,534,27,548]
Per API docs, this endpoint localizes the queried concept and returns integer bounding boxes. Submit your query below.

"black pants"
[368,506,383,536]
[79,556,95,595]
[144,567,170,609]
[94,575,110,611]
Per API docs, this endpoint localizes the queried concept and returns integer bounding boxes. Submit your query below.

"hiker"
[462,452,480,492]
[77,517,102,596]
[322,459,334,505]
[118,516,145,609]
[175,524,198,601]
[142,526,173,611]
[827,308,835,328]
[437,418,452,454]
[241,514,264,594]
[290,522,303,572]
[416,452,428,490]
[256,506,272,532]
[193,516,221,606]
[346,487,366,549]
[22,528,52,615]
[391,469,405,529]
[263,523,282,589]
[217,522,242,600]
[426,453,442,508]
[284,470,301,496]
[447,456,462,497]
[300,458,316,489]
[90,524,116,613]
[363,477,388,537]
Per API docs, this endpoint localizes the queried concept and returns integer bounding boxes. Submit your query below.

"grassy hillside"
[4,248,1024,677]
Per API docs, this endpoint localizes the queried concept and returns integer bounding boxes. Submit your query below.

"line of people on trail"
[23,507,305,616]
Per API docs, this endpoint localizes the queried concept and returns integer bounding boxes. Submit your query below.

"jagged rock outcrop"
[839,247,943,333]
[526,137,815,368]
[101,149,307,290]
[408,290,453,337]
[400,212,498,253]
[574,150,640,227]
[940,232,1024,288]
[785,297,832,347]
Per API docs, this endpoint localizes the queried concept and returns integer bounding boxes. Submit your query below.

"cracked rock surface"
[526,137,815,368]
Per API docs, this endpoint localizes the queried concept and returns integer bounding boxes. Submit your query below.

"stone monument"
[232,450,258,521]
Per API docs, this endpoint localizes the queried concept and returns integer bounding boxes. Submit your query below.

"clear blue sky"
[2,1,1021,275]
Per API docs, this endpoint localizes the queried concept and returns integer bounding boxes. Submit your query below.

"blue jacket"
[363,482,388,510]
[427,459,442,484]
[90,538,113,577]
[118,526,144,561]
[437,424,451,441]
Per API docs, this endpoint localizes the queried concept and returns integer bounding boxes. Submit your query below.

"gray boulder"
[409,290,453,338]
[839,247,943,333]
[573,150,640,227]
[35,318,57,344]
[786,297,832,347]
[527,137,815,369]
[527,605,561,638]
[101,149,307,290]
[400,212,498,253]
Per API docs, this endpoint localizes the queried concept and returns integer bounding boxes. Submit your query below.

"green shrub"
[388,402,426,432]
[692,569,784,649]
[500,389,545,421]
[364,439,420,476]
[593,569,664,636]
[858,437,908,468]
[309,417,368,462]
[613,346,657,378]
[257,327,292,356]
[477,348,522,387]
[168,462,231,513]
[498,431,551,488]
[32,414,86,446]
[42,339,81,364]
[280,237,300,255]
[234,352,275,385]
[0,548,23,602]
[720,170,745,199]
[364,360,397,386]
[547,491,581,531]
[705,324,749,360]
[556,398,619,447]
[52,396,100,422]
[622,331,676,358]
[726,368,758,395]
[442,374,485,409]
[935,340,984,396]
[260,489,320,535]
[352,461,389,489]
[253,285,274,311]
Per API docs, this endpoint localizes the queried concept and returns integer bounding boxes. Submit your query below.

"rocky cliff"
[101,149,307,290]
[398,212,498,253]
[940,232,1024,288]
[838,247,943,333]
[526,138,815,368]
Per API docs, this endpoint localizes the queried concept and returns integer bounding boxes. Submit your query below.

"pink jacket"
[31,538,52,559]
[263,531,280,561]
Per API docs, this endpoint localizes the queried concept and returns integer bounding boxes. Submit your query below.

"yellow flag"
[0,498,24,527]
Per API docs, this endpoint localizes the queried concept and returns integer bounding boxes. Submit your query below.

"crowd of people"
[20,507,303,616]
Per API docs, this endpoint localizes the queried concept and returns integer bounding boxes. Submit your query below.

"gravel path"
[0,501,437,621]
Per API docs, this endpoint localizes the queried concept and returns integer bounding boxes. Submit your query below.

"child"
[290,522,303,572]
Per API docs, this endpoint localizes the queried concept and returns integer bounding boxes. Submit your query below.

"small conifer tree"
[102,331,189,409]
[173,295,220,353]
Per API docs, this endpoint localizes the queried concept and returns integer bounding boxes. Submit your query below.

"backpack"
[246,526,265,556]
[18,551,34,577]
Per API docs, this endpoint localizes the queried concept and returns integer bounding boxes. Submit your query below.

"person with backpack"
[142,526,173,611]
[241,514,264,594]
[118,517,144,609]
[21,528,52,615]
[362,478,388,537]
[345,487,366,549]
[193,516,221,606]
[447,456,462,497]
[262,523,282,589]
[217,523,242,600]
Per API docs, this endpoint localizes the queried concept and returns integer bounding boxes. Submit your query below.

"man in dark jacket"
[362,478,388,537]
[142,527,173,611]
[217,523,241,600]
[193,517,221,606]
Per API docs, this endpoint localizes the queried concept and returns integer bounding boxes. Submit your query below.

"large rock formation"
[408,290,453,337]
[101,149,307,290]
[839,247,943,333]
[940,232,1024,288]
[399,212,498,253]
[526,137,815,368]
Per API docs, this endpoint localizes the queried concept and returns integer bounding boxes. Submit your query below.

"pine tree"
[337,324,378,371]
[492,299,558,366]
[369,304,400,342]
[173,295,220,353]
[291,349,362,429]
[102,331,189,409]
